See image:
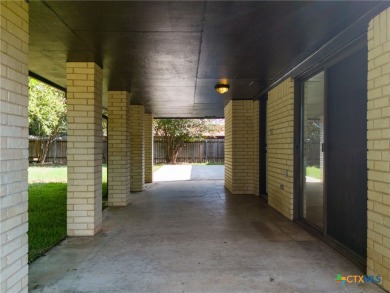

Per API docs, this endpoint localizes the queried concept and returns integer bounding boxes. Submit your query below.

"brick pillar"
[267,78,295,220]
[0,1,29,292]
[367,8,390,291]
[224,100,254,194]
[253,100,260,196]
[0,2,29,292]
[66,62,103,236]
[107,91,131,206]
[130,105,145,191]
[144,113,153,183]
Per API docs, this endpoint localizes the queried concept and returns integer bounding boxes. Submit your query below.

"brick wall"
[253,100,260,196]
[267,78,295,220]
[0,1,29,292]
[224,100,255,194]
[66,62,103,236]
[130,105,145,191]
[144,113,153,183]
[224,102,233,191]
[108,91,131,206]
[367,8,390,291]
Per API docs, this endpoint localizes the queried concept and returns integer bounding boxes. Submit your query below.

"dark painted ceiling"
[29,1,386,117]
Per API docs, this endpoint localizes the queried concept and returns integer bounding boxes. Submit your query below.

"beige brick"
[144,113,153,183]
[266,79,294,220]
[130,105,145,191]
[224,100,258,194]
[253,100,260,196]
[108,91,131,206]
[0,1,29,291]
[367,8,390,291]
[66,62,103,236]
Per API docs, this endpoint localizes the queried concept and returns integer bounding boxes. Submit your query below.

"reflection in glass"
[303,72,324,229]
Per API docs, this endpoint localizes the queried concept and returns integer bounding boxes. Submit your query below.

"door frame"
[259,95,268,200]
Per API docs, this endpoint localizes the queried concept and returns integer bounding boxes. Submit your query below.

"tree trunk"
[171,150,180,164]
[163,137,181,164]
[38,137,54,164]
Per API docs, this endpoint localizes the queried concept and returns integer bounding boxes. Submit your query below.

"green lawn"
[28,165,107,183]
[28,165,107,263]
[28,183,67,263]
[306,166,321,179]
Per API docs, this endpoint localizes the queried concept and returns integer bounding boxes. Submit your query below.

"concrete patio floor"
[153,165,224,182]
[29,178,384,292]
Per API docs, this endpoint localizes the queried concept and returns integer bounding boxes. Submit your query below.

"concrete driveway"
[153,165,224,182]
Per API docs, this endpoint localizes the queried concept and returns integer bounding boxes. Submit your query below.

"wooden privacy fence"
[304,140,321,167]
[29,137,224,164]
[29,137,108,164]
[154,139,224,164]
[29,138,67,163]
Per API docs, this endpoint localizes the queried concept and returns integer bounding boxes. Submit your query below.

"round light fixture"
[214,83,230,94]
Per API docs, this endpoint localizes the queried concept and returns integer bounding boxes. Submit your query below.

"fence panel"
[153,139,224,164]
[29,138,223,164]
[29,138,108,164]
[305,141,321,167]
[29,139,68,163]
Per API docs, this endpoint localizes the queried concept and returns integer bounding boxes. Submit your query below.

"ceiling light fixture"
[214,83,230,94]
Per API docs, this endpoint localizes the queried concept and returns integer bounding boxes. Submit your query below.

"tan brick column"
[144,113,153,183]
[267,78,294,220]
[107,91,131,206]
[130,105,145,191]
[224,100,254,194]
[66,62,103,236]
[0,2,29,291]
[367,8,390,291]
[253,100,260,196]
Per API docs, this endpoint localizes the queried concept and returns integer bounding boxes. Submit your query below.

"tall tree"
[154,119,223,164]
[28,78,67,163]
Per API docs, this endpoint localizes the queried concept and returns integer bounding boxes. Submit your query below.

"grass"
[306,166,320,179]
[28,164,107,263]
[28,183,67,263]
[28,165,68,183]
[28,164,107,183]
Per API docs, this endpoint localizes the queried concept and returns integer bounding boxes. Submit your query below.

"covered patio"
[1,1,390,292]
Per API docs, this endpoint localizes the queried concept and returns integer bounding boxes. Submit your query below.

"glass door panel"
[302,72,324,229]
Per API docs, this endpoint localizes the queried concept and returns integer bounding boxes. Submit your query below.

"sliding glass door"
[302,72,324,229]
[299,47,367,263]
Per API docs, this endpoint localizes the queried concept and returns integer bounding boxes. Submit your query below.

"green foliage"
[28,77,67,137]
[102,109,108,137]
[154,119,224,163]
[29,78,67,163]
